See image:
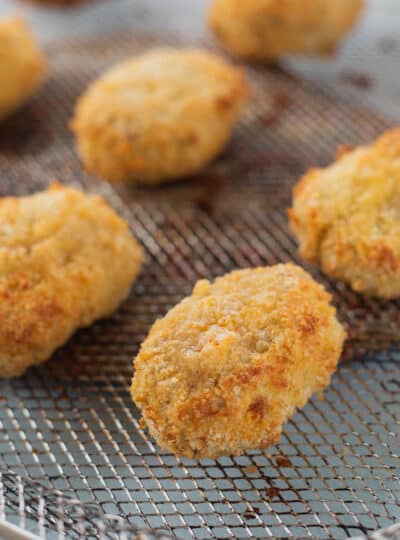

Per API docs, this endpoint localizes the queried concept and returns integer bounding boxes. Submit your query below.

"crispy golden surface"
[289,129,400,299]
[0,16,46,119]
[131,264,345,458]
[71,48,249,185]
[0,183,143,378]
[208,0,364,61]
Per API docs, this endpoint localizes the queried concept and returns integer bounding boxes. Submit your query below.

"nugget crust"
[71,48,249,184]
[0,17,46,119]
[131,264,345,458]
[208,0,364,61]
[0,183,143,378]
[289,129,400,299]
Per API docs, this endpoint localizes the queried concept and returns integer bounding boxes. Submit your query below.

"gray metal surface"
[0,470,174,539]
[0,1,399,539]
[2,0,400,120]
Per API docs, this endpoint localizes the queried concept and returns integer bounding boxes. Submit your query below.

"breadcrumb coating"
[289,129,400,299]
[71,48,249,185]
[131,264,345,459]
[0,183,143,378]
[208,0,364,61]
[0,16,46,119]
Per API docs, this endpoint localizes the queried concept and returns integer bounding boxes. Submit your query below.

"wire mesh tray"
[0,3,399,539]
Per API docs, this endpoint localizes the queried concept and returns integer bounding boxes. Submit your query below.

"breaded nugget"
[0,16,46,120]
[71,48,249,185]
[0,183,143,378]
[131,264,345,459]
[208,0,364,61]
[289,129,400,299]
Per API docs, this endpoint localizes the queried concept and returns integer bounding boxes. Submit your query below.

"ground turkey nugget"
[0,183,143,378]
[131,264,345,459]
[289,129,400,299]
[208,0,364,62]
[0,16,46,120]
[71,48,249,185]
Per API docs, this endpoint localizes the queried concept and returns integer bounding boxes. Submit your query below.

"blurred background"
[0,0,399,120]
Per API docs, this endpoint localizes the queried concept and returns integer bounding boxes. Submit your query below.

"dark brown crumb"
[265,487,280,499]
[191,172,228,214]
[347,300,364,310]
[340,71,374,91]
[275,456,292,467]
[243,505,261,520]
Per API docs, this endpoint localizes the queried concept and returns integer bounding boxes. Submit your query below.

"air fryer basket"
[0,1,399,538]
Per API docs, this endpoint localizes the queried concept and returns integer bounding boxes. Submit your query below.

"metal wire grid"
[0,470,175,539]
[0,15,399,540]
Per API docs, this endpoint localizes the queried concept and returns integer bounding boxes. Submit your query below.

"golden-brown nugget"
[289,129,400,299]
[131,264,345,459]
[0,183,143,378]
[208,0,364,61]
[71,48,249,185]
[0,16,46,119]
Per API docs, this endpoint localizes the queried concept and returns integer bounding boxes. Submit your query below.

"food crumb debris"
[275,456,292,468]
[340,71,374,90]
[265,487,280,499]
[348,300,364,310]
[245,465,258,474]
[243,505,261,520]
[192,171,228,214]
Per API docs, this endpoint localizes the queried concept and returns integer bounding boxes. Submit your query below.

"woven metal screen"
[0,1,399,538]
